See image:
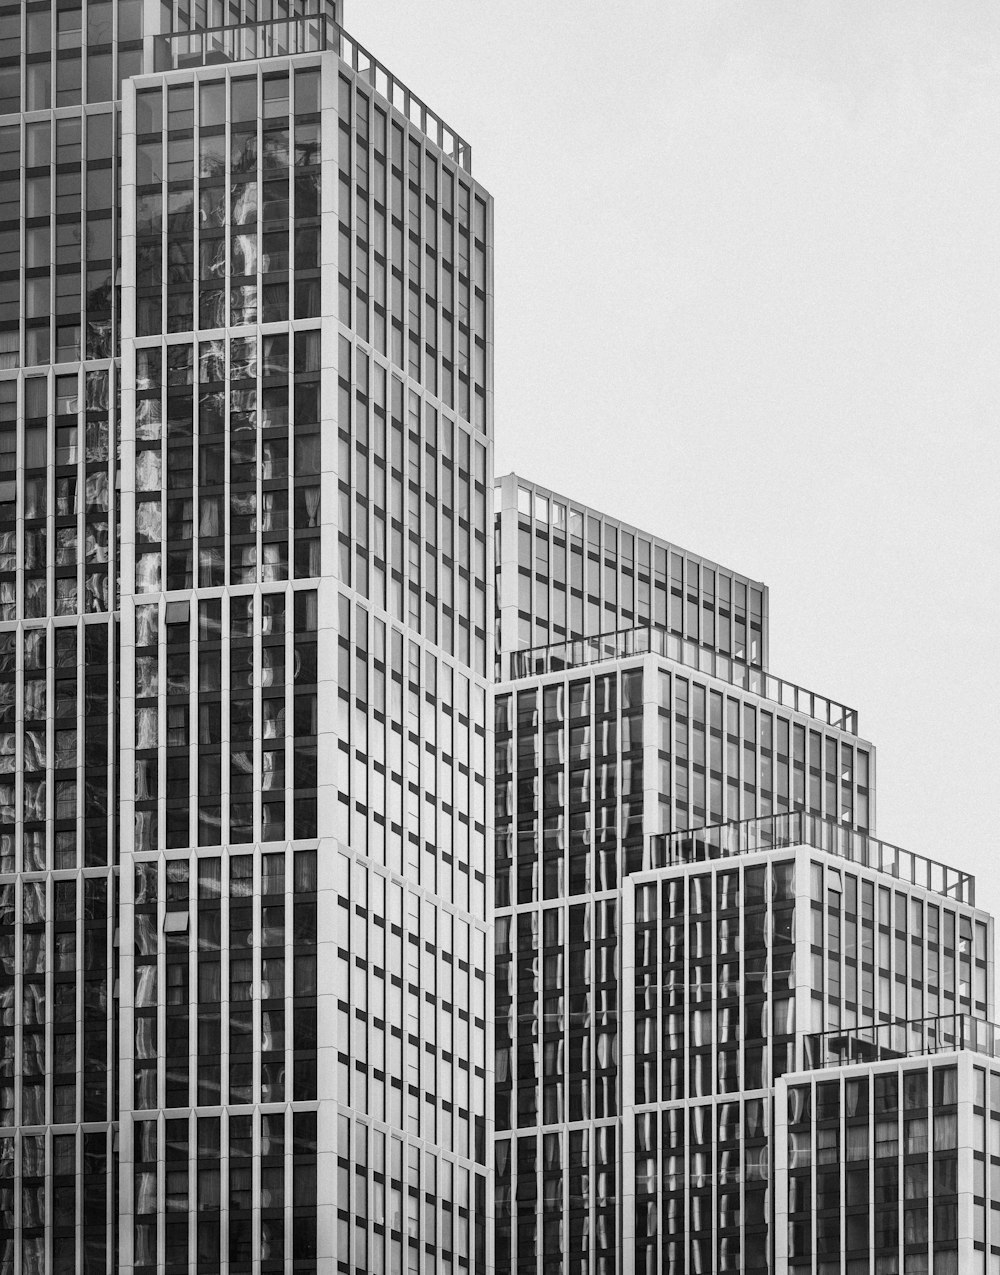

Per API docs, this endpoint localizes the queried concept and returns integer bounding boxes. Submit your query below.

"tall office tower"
[493,473,993,1275]
[0,3,153,1270]
[1,4,493,1274]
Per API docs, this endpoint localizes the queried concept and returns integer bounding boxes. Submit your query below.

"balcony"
[153,16,472,169]
[804,1014,1000,1070]
[507,623,857,732]
[650,811,975,904]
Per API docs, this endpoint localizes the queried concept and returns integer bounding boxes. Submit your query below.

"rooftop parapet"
[650,811,975,905]
[804,1013,1000,1070]
[507,623,857,732]
[153,14,473,170]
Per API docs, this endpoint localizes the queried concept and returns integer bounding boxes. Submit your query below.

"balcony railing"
[153,16,472,169]
[507,623,857,732]
[804,1014,1000,1070]
[649,811,975,904]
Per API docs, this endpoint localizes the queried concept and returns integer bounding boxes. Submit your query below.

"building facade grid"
[1,3,494,1273]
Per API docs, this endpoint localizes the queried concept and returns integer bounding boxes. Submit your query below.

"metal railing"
[508,623,857,732]
[649,811,975,904]
[804,1014,999,1070]
[153,16,473,169]
[155,13,337,68]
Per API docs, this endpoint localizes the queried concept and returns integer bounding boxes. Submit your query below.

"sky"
[350,1,1000,922]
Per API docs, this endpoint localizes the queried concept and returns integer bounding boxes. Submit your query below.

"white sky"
[350,1,1000,923]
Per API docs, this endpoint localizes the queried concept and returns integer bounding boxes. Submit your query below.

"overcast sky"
[352,0,1000,921]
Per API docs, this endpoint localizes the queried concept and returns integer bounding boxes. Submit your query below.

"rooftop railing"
[649,811,975,905]
[155,13,336,68]
[508,623,857,732]
[803,1014,1000,1071]
[153,16,473,169]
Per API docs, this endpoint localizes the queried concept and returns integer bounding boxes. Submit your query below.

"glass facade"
[494,473,768,679]
[2,3,492,1273]
[0,0,149,1269]
[1,0,995,1269]
[493,475,994,1275]
[622,847,991,1275]
[775,1053,999,1274]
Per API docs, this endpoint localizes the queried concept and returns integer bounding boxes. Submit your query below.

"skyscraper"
[1,3,993,1273]
[1,4,492,1273]
[494,473,994,1275]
